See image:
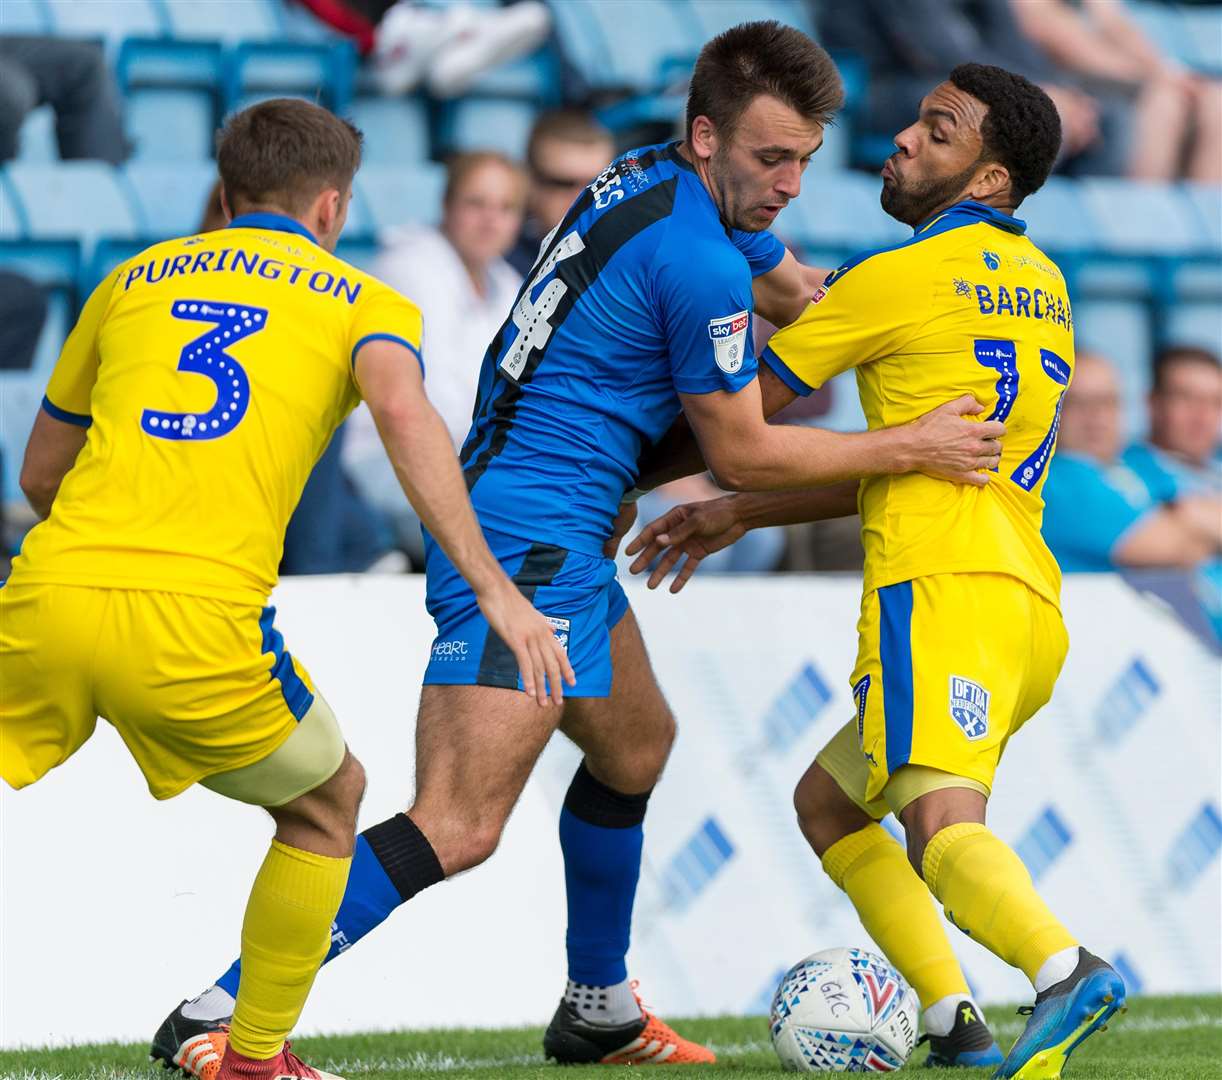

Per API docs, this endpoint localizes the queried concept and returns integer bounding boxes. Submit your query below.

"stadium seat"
[781,169,907,254]
[15,105,56,163]
[5,163,140,250]
[1183,184,1222,252]
[1180,6,1222,75]
[0,174,24,238]
[126,89,216,162]
[115,37,225,96]
[1075,299,1154,438]
[336,235,382,275]
[348,97,431,166]
[1019,177,1100,255]
[123,162,218,239]
[0,371,46,500]
[1165,302,1222,355]
[162,0,280,42]
[547,0,695,94]
[466,51,561,103]
[1077,178,1205,257]
[686,0,814,39]
[441,98,538,158]
[224,40,357,114]
[354,163,447,232]
[45,0,163,43]
[1,0,50,33]
[0,237,81,379]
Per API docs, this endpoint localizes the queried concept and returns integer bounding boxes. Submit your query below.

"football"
[769,947,919,1072]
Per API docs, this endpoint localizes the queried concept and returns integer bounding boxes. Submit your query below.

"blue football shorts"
[422,527,629,698]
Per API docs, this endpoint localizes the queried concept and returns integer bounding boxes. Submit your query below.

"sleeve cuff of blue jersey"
[760,347,814,397]
[751,239,787,277]
[351,333,425,376]
[41,395,92,428]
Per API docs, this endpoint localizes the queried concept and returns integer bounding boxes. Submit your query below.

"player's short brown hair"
[443,151,528,208]
[686,20,843,142]
[217,98,363,217]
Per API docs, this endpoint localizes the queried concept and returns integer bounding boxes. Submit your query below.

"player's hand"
[906,395,1004,487]
[475,580,576,706]
[624,496,745,593]
[604,499,639,559]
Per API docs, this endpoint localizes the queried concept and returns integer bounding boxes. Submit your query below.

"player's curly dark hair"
[949,63,1061,206]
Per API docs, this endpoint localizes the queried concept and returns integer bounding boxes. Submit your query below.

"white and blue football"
[769,947,919,1072]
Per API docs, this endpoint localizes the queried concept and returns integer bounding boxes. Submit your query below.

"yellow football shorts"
[817,572,1068,816]
[0,583,343,803]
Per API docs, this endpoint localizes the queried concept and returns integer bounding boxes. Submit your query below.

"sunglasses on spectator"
[530,166,591,189]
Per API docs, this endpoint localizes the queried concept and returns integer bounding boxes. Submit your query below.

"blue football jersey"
[459,141,785,556]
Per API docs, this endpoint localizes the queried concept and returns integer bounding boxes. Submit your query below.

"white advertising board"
[2,574,1218,1047]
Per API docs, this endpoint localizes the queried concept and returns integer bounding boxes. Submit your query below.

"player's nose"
[774,162,802,199]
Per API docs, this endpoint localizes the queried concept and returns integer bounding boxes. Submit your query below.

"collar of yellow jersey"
[226,211,318,244]
[915,200,1027,238]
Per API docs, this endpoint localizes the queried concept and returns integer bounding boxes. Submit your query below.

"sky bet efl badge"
[708,310,749,373]
[949,675,990,740]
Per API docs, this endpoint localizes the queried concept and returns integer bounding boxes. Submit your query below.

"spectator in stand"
[0,271,46,371]
[1042,351,1222,638]
[816,0,1116,174]
[1011,0,1222,181]
[506,109,615,276]
[343,151,527,564]
[0,36,129,163]
[291,0,550,98]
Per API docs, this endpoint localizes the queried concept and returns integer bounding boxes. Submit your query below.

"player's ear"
[969,161,1011,204]
[689,115,719,161]
[314,187,342,239]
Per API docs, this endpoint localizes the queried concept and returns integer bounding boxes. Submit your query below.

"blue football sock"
[560,761,651,986]
[214,813,443,998]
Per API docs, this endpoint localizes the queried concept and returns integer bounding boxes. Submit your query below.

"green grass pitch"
[2,994,1218,1079]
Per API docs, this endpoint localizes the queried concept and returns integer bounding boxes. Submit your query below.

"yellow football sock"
[922,822,1077,984]
[822,823,969,1008]
[228,839,352,1059]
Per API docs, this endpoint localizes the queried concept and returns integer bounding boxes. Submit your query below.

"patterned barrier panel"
[1,574,1218,1045]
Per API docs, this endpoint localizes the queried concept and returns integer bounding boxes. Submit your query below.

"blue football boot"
[995,949,1126,1079]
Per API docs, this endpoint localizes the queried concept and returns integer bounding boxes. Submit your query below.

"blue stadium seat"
[15,105,56,163]
[781,170,907,254]
[1019,177,1099,254]
[162,0,279,41]
[355,163,447,232]
[1077,178,1204,257]
[466,52,561,103]
[547,0,695,94]
[0,372,46,500]
[1180,7,1222,74]
[45,0,163,42]
[0,174,24,238]
[1166,303,1222,355]
[5,163,140,250]
[224,41,357,114]
[116,37,225,95]
[336,236,381,275]
[123,162,218,239]
[348,97,431,166]
[686,0,814,39]
[1,0,50,34]
[0,237,81,381]
[1075,299,1154,438]
[1183,183,1222,252]
[127,89,216,162]
[441,98,537,158]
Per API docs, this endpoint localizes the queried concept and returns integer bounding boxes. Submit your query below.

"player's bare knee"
[793,762,867,858]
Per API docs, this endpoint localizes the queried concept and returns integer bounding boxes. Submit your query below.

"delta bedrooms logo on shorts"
[949,676,989,740]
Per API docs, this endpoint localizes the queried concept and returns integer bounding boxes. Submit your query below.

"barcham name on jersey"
[122,244,363,304]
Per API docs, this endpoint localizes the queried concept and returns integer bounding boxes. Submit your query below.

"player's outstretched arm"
[680,379,1004,491]
[624,482,859,592]
[355,339,575,705]
[20,409,89,519]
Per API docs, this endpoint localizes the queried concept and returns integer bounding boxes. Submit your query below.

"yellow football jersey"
[12,213,423,605]
[764,201,1072,608]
